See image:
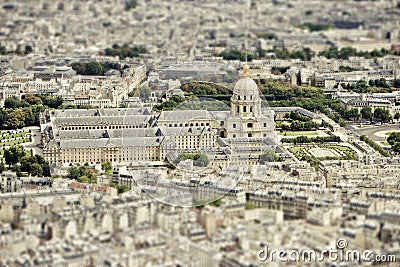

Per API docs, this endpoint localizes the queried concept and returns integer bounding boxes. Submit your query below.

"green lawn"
[328,145,351,151]
[0,132,28,140]
[385,132,397,136]
[0,138,30,147]
[289,145,357,161]
[279,131,318,136]
[288,147,303,153]
[381,141,390,146]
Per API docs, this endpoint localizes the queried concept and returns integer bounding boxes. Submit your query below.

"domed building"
[42,64,276,169]
[221,64,275,139]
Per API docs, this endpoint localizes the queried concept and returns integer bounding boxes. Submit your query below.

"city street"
[346,123,400,141]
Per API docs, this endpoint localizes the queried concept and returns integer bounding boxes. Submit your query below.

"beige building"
[41,68,276,169]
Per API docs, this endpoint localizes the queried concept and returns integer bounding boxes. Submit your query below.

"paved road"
[23,126,43,156]
[346,123,400,141]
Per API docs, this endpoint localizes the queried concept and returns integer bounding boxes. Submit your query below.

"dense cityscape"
[0,0,400,266]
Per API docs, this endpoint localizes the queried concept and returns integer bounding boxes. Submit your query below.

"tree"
[259,149,278,164]
[79,175,90,183]
[298,22,332,32]
[0,45,7,55]
[373,108,391,122]
[124,0,138,11]
[23,94,42,106]
[84,61,104,76]
[361,135,390,157]
[4,146,26,167]
[38,94,63,108]
[361,107,372,122]
[6,109,26,128]
[0,163,6,174]
[24,45,33,54]
[109,183,129,194]
[388,132,400,154]
[219,49,253,61]
[194,154,209,167]
[71,61,104,76]
[68,167,82,180]
[101,160,112,175]
[19,154,49,176]
[394,79,400,88]
[173,153,209,167]
[14,165,22,177]
[394,113,400,122]
[104,43,147,59]
[4,98,24,109]
[30,163,43,177]
[345,108,359,122]
[20,156,35,173]
[368,80,375,87]
[375,78,388,88]
[68,166,97,183]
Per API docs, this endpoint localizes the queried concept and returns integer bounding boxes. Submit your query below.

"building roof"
[53,115,150,127]
[233,76,259,97]
[158,109,211,122]
[59,128,158,139]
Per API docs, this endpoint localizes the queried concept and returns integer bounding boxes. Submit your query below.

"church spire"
[242,62,250,77]
[242,42,250,77]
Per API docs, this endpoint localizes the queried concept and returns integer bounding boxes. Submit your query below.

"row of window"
[61,125,146,130]
[237,95,254,101]
[236,106,253,113]
[163,122,210,127]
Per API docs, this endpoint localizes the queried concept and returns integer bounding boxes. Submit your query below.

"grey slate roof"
[158,110,211,121]
[53,115,150,127]
[59,128,158,139]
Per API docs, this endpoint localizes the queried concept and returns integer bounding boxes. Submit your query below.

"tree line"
[218,46,400,62]
[3,145,50,177]
[68,165,97,184]
[319,47,400,60]
[280,121,319,131]
[153,95,185,112]
[259,149,278,164]
[360,135,390,157]
[0,44,33,55]
[387,132,400,154]
[103,43,147,59]
[181,82,232,95]
[0,94,62,129]
[260,80,348,126]
[339,78,400,93]
[70,61,129,76]
[173,153,209,167]
[281,135,341,144]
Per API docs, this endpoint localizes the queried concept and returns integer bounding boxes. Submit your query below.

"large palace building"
[40,66,276,169]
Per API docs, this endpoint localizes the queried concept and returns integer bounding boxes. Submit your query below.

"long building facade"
[41,68,276,168]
